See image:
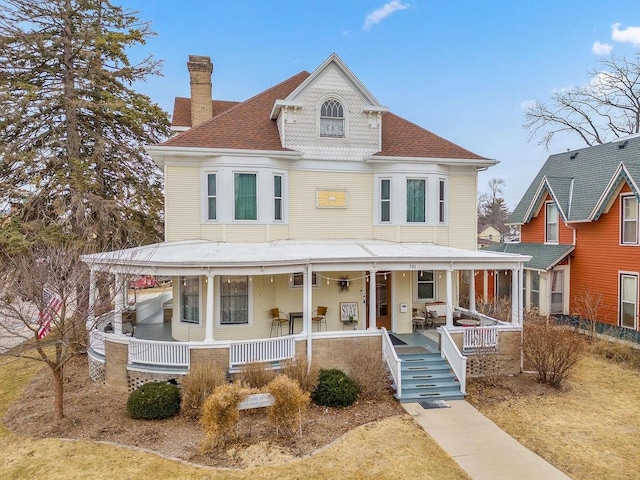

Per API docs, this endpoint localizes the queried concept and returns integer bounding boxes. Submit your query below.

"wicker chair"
[270,308,289,337]
[312,306,328,331]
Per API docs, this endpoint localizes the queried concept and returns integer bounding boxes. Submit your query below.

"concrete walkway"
[403,400,570,480]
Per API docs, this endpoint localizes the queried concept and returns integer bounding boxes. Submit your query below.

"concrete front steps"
[396,352,465,403]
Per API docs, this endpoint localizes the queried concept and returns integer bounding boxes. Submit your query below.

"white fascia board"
[269,100,304,120]
[145,145,302,168]
[588,162,634,221]
[365,155,499,168]
[171,126,190,133]
[362,105,389,113]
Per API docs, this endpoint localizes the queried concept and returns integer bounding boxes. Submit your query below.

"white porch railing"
[128,338,190,368]
[381,327,402,399]
[229,336,295,368]
[439,327,467,394]
[89,329,106,356]
[463,326,498,352]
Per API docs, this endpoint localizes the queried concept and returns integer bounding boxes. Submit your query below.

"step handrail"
[381,328,402,399]
[438,327,467,394]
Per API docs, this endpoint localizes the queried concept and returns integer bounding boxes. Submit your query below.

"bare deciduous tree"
[524,54,640,149]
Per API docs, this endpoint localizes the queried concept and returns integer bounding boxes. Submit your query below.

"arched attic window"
[320,99,344,138]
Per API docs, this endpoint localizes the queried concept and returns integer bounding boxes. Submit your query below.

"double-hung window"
[207,174,217,220]
[320,99,344,138]
[380,178,391,223]
[274,175,283,221]
[290,272,318,287]
[438,179,446,223]
[180,276,199,324]
[234,173,257,220]
[417,271,435,300]
[221,276,249,324]
[621,195,638,245]
[620,273,638,329]
[530,271,540,308]
[550,270,564,314]
[545,202,558,243]
[407,179,426,223]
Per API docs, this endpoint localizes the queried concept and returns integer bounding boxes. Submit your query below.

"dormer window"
[320,99,344,138]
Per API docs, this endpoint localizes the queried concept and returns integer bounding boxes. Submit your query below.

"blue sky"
[124,0,640,208]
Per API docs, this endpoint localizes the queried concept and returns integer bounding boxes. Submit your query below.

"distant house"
[82,54,528,398]
[477,223,501,248]
[482,135,640,333]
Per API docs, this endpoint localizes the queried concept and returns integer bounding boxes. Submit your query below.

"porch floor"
[391,331,439,353]
[134,321,174,342]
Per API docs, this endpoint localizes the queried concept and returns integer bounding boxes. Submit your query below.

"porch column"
[483,270,489,303]
[205,274,214,343]
[87,268,96,328]
[305,264,313,363]
[368,269,377,330]
[445,269,454,328]
[114,272,123,335]
[123,277,129,307]
[511,268,519,324]
[518,266,524,324]
[469,269,476,313]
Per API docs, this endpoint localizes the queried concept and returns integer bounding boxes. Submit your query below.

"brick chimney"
[187,55,213,128]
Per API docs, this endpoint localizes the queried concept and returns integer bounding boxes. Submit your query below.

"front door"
[366,271,392,330]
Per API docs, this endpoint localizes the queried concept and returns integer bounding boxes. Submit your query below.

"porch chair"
[270,308,289,337]
[312,306,328,331]
[412,308,426,331]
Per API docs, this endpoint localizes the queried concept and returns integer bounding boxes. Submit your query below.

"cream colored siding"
[200,224,226,241]
[288,171,373,239]
[448,172,478,250]
[394,272,413,334]
[165,165,201,242]
[397,226,436,243]
[285,64,380,161]
[225,225,269,243]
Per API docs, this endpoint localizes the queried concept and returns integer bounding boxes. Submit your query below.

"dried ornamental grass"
[181,363,228,418]
[281,354,320,393]
[237,361,276,388]
[345,343,390,400]
[200,382,250,450]
[266,375,310,437]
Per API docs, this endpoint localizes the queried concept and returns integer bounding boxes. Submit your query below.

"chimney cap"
[187,55,213,73]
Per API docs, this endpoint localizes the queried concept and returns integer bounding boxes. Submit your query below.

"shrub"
[126,381,181,420]
[281,354,320,393]
[591,339,640,370]
[200,382,251,450]
[266,375,310,437]
[345,342,390,400]
[237,361,276,389]
[523,314,585,388]
[180,363,228,418]
[312,369,359,408]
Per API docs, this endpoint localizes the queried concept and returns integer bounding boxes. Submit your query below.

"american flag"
[37,290,63,340]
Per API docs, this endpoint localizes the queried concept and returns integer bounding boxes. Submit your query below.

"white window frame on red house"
[619,272,638,329]
[545,201,558,244]
[620,194,638,245]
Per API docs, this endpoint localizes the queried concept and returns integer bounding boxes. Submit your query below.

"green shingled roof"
[510,135,640,224]
[482,243,574,271]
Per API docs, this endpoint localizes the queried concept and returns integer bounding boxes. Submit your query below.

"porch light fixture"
[270,276,273,283]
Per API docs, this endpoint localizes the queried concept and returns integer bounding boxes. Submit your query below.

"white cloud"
[520,99,537,111]
[611,23,640,45]
[592,41,613,55]
[363,1,410,31]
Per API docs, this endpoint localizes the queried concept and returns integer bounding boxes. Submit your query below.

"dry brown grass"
[280,353,320,393]
[236,360,276,388]
[180,362,228,418]
[469,351,640,480]
[345,342,391,400]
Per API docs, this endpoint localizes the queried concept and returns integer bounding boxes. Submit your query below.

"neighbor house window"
[550,270,564,314]
[234,173,257,220]
[530,271,540,308]
[438,179,446,223]
[320,99,344,138]
[621,195,638,245]
[220,276,249,324]
[274,175,283,221]
[545,202,558,243]
[180,276,199,324]
[417,271,435,300]
[207,173,216,220]
[290,272,318,288]
[620,274,638,329]
[380,178,391,222]
[407,179,426,223]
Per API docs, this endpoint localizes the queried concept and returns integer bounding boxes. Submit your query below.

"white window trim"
[438,178,447,224]
[216,275,254,327]
[545,201,559,244]
[233,171,259,222]
[619,271,639,330]
[289,272,320,288]
[406,177,428,224]
[273,173,284,223]
[202,170,219,223]
[178,276,202,326]
[549,267,568,315]
[317,94,348,139]
[620,194,638,246]
[414,270,436,301]
[380,177,391,223]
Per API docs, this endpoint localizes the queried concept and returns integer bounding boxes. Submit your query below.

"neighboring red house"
[481,134,640,332]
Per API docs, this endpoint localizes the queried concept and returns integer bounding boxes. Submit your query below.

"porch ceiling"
[82,239,530,275]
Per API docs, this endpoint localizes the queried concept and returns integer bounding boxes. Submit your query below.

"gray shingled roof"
[482,243,574,271]
[510,135,640,224]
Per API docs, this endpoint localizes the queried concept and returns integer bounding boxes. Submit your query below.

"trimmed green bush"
[311,369,359,408]
[127,381,181,420]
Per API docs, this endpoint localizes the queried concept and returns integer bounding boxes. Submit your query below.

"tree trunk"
[53,365,65,420]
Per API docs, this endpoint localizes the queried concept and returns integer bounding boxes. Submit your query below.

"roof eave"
[365,155,498,167]
[145,145,302,168]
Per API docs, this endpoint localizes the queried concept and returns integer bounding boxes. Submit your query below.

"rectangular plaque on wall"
[317,190,347,208]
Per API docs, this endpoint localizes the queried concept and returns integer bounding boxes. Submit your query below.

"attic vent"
[618,140,629,149]
[569,152,578,159]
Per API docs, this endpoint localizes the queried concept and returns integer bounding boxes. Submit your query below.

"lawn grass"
[0,354,469,480]
[473,352,640,480]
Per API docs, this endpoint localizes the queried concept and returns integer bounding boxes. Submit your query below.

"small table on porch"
[289,311,303,335]
[456,319,480,327]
